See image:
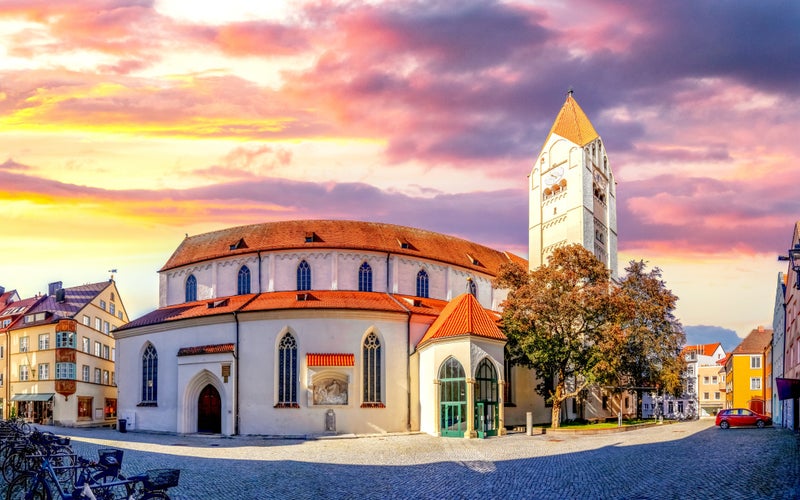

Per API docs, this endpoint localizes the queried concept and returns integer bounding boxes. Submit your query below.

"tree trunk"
[636,389,643,420]
[550,384,563,428]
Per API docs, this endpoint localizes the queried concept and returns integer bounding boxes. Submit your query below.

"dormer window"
[229,238,248,251]
[466,254,481,266]
[397,238,413,250]
[207,299,229,309]
[305,232,317,243]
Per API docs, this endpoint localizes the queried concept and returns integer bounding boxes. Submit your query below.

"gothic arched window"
[141,343,158,403]
[297,260,311,291]
[466,279,477,297]
[416,269,429,298]
[362,332,382,405]
[358,262,373,292]
[277,333,297,406]
[185,274,197,302]
[237,265,251,295]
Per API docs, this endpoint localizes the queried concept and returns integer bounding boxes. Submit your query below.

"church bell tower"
[528,91,618,279]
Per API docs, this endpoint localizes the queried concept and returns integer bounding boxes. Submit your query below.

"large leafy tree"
[495,244,616,428]
[600,260,685,418]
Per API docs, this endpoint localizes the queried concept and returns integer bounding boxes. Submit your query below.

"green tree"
[495,244,616,428]
[602,260,685,418]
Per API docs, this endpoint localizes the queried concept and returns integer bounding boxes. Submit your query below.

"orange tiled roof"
[417,293,505,348]
[118,294,259,330]
[731,326,772,355]
[681,342,722,357]
[307,353,354,367]
[545,93,599,147]
[177,343,235,356]
[118,291,451,331]
[159,220,525,275]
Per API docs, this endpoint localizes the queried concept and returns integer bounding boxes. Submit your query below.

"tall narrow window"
[358,262,373,292]
[416,269,429,298]
[185,274,197,302]
[466,279,477,297]
[297,260,311,291]
[142,344,158,404]
[277,333,297,406]
[362,332,382,405]
[238,266,251,295]
[503,352,514,406]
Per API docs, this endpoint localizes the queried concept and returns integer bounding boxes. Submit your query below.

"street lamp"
[789,243,800,290]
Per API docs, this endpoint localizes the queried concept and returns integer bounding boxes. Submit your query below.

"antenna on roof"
[108,269,117,281]
[567,87,574,96]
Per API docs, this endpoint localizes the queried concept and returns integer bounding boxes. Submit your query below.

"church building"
[114,92,621,437]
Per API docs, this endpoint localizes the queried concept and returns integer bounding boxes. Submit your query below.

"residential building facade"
[697,364,725,417]
[725,326,772,412]
[771,272,786,426]
[5,280,129,426]
[780,221,800,431]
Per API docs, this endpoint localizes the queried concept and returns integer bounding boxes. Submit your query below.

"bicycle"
[5,453,179,500]
[2,431,74,484]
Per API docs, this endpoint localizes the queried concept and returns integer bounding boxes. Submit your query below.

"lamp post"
[788,243,800,290]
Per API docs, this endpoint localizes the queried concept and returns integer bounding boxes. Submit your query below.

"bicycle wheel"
[2,451,34,483]
[89,470,130,500]
[49,450,76,484]
[138,492,170,500]
[5,473,50,500]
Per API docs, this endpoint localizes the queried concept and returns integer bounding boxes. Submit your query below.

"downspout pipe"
[233,311,240,436]
[406,311,412,432]
[386,284,412,433]
[386,252,411,430]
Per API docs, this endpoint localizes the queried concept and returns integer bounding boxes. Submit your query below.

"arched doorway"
[439,357,466,437]
[197,384,221,434]
[475,359,499,438]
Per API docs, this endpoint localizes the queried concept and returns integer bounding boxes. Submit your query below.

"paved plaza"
[10,419,800,499]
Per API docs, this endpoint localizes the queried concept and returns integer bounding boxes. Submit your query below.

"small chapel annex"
[115,92,622,437]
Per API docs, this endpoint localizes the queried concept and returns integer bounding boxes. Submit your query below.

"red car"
[715,408,772,429]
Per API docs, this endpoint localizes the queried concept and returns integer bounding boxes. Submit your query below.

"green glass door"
[439,357,466,438]
[441,402,466,437]
[475,359,499,438]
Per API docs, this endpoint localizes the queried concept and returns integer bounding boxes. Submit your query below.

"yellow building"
[697,363,725,416]
[725,326,772,411]
[5,280,129,426]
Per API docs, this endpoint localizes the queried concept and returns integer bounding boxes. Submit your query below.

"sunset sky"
[1,0,798,346]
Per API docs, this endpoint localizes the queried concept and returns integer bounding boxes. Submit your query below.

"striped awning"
[11,393,54,402]
[307,353,354,367]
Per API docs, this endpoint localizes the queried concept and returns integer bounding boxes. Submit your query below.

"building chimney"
[48,281,63,296]
[0,286,5,295]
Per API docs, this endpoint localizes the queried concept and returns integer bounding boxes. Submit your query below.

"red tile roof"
[177,343,235,356]
[307,353,355,367]
[118,291,451,332]
[159,220,525,275]
[119,294,259,330]
[731,326,772,355]
[417,293,505,348]
[0,290,18,308]
[681,342,722,357]
[545,93,600,147]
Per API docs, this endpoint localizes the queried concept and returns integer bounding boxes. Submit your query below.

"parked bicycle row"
[0,418,180,499]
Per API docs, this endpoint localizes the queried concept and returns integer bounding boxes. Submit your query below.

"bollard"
[526,412,533,436]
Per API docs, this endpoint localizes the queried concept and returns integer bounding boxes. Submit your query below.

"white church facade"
[115,92,625,437]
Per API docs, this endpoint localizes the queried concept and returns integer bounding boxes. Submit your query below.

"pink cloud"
[214,21,309,56]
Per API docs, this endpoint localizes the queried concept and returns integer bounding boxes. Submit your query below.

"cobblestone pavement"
[6,419,799,499]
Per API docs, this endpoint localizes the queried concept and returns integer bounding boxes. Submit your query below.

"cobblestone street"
[14,419,800,499]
